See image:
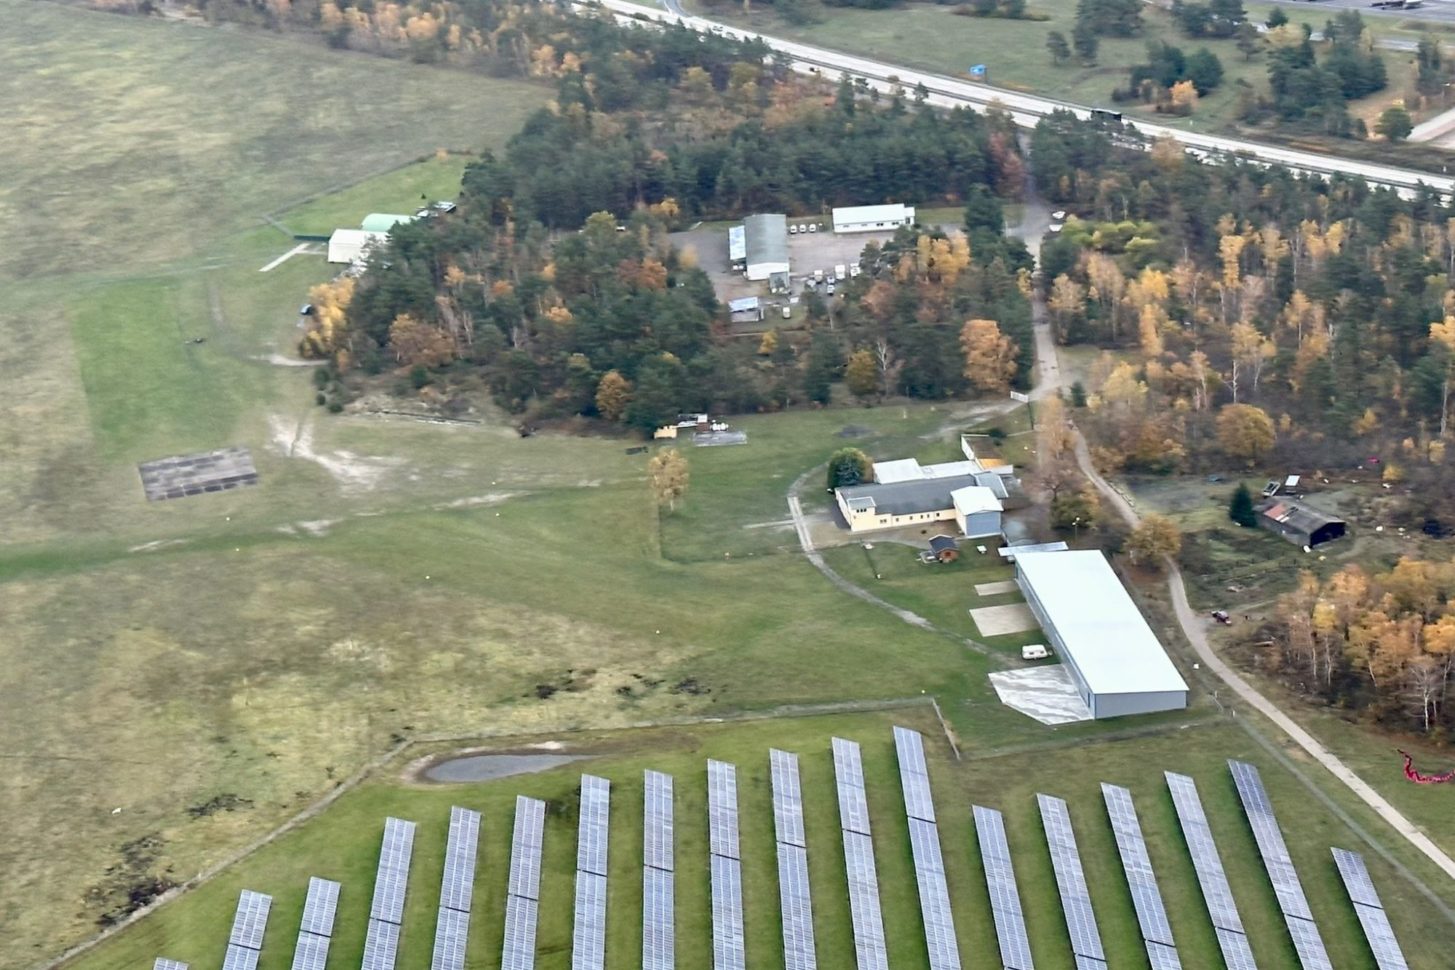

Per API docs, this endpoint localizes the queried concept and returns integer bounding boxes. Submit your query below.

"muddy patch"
[418,752,589,784]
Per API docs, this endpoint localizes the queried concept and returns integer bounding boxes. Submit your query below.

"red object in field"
[1399,750,1455,784]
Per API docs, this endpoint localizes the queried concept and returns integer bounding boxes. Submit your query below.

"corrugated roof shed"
[728,225,746,262]
[361,213,416,232]
[1259,499,1342,533]
[835,474,984,517]
[1015,551,1188,696]
[743,213,788,268]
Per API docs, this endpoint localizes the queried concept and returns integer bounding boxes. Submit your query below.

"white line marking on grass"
[259,243,312,272]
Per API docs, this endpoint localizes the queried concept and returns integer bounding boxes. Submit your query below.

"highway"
[589,0,1455,197]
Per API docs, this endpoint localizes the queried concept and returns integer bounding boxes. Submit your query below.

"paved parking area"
[969,602,1040,635]
[988,667,1093,725]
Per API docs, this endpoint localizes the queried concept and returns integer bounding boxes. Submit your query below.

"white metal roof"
[326,229,388,264]
[873,459,923,483]
[832,203,915,227]
[728,225,746,262]
[1015,551,1188,697]
[873,458,978,483]
[950,485,1002,516]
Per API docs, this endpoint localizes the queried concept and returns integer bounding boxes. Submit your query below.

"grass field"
[680,0,1418,133]
[61,710,1455,970]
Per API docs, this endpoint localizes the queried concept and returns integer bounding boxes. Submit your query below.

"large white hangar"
[1014,550,1189,719]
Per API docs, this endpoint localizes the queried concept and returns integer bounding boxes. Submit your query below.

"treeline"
[1263,559,1455,736]
[1029,109,1455,481]
[299,0,1029,428]
[471,74,1020,229]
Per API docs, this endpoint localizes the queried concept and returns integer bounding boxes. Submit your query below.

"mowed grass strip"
[68,712,1455,970]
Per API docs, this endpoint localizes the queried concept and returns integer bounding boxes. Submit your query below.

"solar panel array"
[221,944,260,970]
[1101,784,1183,970]
[1036,794,1106,970]
[291,877,342,970]
[832,737,888,970]
[573,775,612,970]
[708,760,747,970]
[431,806,483,970]
[504,796,548,970]
[154,960,189,970]
[370,817,417,924]
[770,749,817,970]
[362,817,416,970]
[219,889,273,970]
[893,726,959,970]
[643,771,675,970]
[1228,761,1334,970]
[1332,848,1410,970]
[1163,773,1257,970]
[360,919,401,970]
[974,804,1035,970]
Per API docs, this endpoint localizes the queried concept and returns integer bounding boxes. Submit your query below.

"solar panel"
[1351,903,1411,970]
[973,805,1034,970]
[1331,847,1383,909]
[299,877,341,938]
[502,896,540,970]
[643,864,675,970]
[1074,958,1109,970]
[1213,928,1259,970]
[893,725,930,776]
[1146,942,1184,970]
[893,726,936,824]
[1102,784,1180,964]
[290,932,331,970]
[776,842,817,970]
[841,830,889,970]
[431,903,471,970]
[708,760,741,861]
[831,738,871,835]
[1228,760,1335,970]
[1036,794,1105,962]
[370,817,417,925]
[221,944,260,970]
[1286,916,1335,970]
[361,919,401,970]
[710,854,747,970]
[228,890,272,951]
[1331,848,1410,970]
[508,797,547,901]
[907,819,960,970]
[578,775,611,877]
[644,770,675,873]
[770,749,807,848]
[572,871,608,970]
[154,960,189,970]
[1165,772,1246,936]
[440,806,482,914]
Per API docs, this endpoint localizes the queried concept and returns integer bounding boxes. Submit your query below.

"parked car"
[781,306,792,319]
[826,284,835,296]
[808,223,817,233]
[299,303,315,316]
[790,224,800,234]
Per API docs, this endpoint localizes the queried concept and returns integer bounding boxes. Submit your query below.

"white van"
[834,263,846,279]
[1021,644,1051,661]
[781,305,792,319]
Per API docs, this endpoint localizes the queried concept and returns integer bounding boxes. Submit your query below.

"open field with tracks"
[5,2,1455,968]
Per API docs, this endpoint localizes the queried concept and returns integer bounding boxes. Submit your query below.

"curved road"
[593,0,1455,197]
[619,0,1455,880]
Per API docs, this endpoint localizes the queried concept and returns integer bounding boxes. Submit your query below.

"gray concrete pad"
[974,579,1020,597]
[989,667,1093,725]
[969,602,1039,636]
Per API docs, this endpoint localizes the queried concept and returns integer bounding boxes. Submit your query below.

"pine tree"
[1229,482,1258,527]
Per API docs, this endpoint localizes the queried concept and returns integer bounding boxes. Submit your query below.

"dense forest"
[297,0,1032,430]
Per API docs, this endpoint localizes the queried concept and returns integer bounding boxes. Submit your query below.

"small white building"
[327,229,389,265]
[950,485,1003,538]
[1014,550,1189,719]
[832,203,916,234]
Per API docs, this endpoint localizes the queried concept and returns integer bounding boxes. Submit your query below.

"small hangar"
[1014,550,1189,719]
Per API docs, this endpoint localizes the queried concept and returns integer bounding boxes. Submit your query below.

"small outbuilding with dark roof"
[1256,498,1346,548]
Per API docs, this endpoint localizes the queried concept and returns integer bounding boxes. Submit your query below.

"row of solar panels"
[155,734,1413,970]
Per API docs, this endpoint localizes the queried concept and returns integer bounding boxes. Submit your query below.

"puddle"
[421,753,588,783]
